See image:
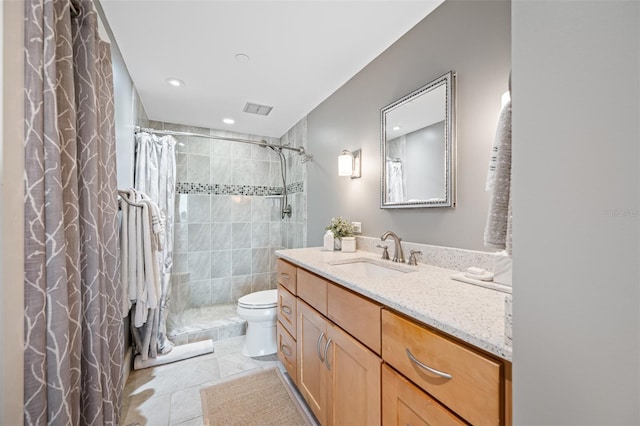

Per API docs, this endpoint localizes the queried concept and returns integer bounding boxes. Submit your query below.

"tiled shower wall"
[152,118,307,311]
[280,117,308,249]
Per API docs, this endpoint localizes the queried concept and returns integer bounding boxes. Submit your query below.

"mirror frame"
[380,71,456,208]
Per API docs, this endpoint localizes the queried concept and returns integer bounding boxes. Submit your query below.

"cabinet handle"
[281,273,290,280]
[281,304,292,315]
[323,338,332,370]
[406,348,453,380]
[280,343,292,357]
[317,332,326,362]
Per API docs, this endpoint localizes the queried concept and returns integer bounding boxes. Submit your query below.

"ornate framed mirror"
[381,71,456,208]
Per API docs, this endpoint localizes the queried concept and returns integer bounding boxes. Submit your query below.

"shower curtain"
[23,0,123,424]
[133,132,177,358]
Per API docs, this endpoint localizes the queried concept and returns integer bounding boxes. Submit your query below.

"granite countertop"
[276,247,512,362]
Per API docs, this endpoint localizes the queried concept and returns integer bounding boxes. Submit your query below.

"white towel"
[386,160,404,203]
[119,196,131,318]
[127,189,139,303]
[140,192,166,251]
[484,100,512,254]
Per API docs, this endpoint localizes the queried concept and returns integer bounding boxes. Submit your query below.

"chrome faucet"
[380,231,405,263]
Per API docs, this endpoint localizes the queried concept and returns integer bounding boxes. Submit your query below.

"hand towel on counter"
[484,99,512,255]
[464,267,494,281]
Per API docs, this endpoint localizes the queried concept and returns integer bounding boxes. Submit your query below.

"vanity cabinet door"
[325,323,381,426]
[297,299,330,425]
[382,364,465,426]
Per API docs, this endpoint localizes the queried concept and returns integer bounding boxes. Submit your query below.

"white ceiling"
[99,0,444,138]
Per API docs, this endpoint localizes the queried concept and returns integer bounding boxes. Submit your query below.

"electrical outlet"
[352,221,362,234]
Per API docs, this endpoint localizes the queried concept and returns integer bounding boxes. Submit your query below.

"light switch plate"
[351,221,362,234]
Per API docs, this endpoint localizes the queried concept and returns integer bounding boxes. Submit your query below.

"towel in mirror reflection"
[386,159,404,203]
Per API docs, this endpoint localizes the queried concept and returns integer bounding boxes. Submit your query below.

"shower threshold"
[167,303,246,346]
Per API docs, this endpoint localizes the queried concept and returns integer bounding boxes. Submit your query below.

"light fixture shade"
[501,90,511,108]
[338,152,353,176]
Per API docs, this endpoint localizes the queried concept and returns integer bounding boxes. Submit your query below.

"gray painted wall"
[306,0,510,250]
[404,122,445,201]
[512,1,639,424]
[1,1,24,423]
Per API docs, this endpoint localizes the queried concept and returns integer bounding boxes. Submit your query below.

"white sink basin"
[329,258,411,278]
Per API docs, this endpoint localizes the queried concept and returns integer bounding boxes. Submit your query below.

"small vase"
[334,238,342,251]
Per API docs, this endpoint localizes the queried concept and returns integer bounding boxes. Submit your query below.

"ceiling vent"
[243,102,273,116]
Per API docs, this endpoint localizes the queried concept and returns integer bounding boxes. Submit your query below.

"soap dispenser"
[323,230,335,251]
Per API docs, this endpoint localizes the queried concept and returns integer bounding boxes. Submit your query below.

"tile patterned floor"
[121,336,281,426]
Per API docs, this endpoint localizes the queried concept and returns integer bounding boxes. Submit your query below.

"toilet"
[237,289,278,357]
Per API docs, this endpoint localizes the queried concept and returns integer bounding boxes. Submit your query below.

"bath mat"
[200,367,312,426]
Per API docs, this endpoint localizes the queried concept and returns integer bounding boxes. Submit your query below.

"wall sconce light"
[501,90,511,108]
[338,149,361,179]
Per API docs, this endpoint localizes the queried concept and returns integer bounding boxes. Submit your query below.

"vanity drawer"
[296,268,327,316]
[277,284,297,339]
[382,364,465,426]
[277,259,297,294]
[382,310,502,426]
[276,321,297,385]
[328,283,381,355]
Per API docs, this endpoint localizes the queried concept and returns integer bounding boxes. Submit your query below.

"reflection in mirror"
[381,71,455,208]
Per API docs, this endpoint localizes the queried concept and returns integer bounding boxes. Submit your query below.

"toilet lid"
[238,289,277,309]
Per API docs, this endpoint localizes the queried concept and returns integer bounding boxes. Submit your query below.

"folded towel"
[466,267,487,275]
[464,267,494,281]
[484,100,512,254]
[465,271,494,281]
[451,273,512,294]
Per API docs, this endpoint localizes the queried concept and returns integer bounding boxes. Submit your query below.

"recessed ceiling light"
[223,118,235,124]
[392,126,401,131]
[235,53,250,63]
[165,77,185,87]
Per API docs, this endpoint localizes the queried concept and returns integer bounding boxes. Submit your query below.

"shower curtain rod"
[134,126,306,155]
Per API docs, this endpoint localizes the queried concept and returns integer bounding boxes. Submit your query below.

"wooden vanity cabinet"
[276,259,512,426]
[276,321,297,382]
[382,309,505,426]
[382,364,466,426]
[277,283,296,338]
[277,258,297,293]
[276,259,298,385]
[297,299,381,426]
[295,268,382,426]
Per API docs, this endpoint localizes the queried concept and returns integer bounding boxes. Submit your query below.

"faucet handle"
[376,244,390,260]
[408,250,422,266]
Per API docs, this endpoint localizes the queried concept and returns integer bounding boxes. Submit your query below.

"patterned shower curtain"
[23,0,123,424]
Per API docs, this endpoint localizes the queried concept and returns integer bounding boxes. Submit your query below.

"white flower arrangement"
[325,216,354,240]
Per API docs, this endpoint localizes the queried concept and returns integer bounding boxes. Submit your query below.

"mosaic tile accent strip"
[287,181,304,194]
[177,181,304,196]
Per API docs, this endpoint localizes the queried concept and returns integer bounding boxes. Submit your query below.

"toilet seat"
[238,289,277,309]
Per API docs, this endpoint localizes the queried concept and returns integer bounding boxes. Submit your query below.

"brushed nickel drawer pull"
[323,338,332,370]
[280,343,292,357]
[281,273,290,280]
[406,348,453,380]
[317,332,326,362]
[281,304,292,315]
